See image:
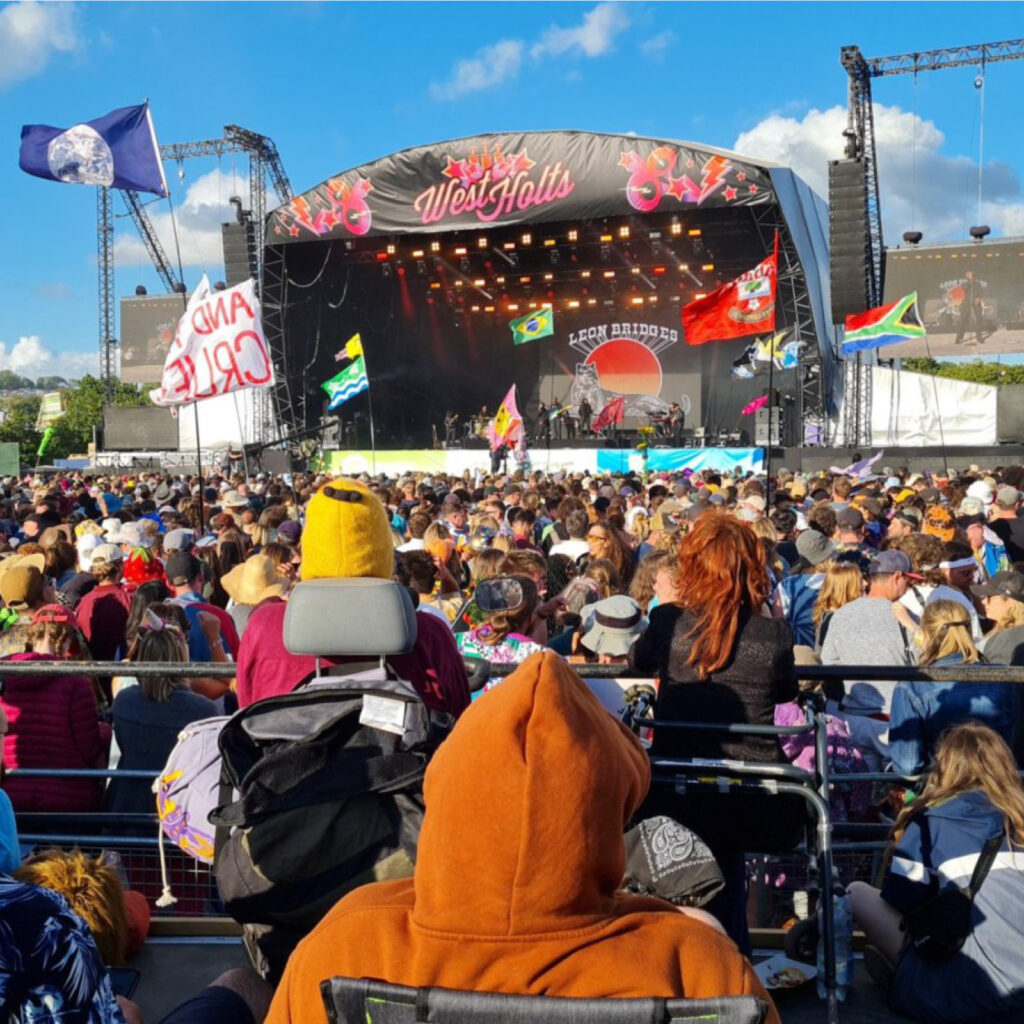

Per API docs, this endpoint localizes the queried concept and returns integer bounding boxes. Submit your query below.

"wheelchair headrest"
[283,578,417,657]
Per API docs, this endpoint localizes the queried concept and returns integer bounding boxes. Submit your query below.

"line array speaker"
[829,159,870,323]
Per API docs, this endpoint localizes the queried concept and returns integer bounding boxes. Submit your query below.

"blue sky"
[2,1,1023,379]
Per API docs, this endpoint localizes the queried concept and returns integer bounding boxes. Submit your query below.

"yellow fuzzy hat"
[300,478,394,581]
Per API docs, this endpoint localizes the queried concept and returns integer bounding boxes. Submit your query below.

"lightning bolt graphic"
[697,155,732,204]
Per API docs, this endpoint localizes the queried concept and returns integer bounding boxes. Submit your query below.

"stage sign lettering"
[268,131,773,242]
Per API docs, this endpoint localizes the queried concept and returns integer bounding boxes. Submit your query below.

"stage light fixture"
[653,266,667,275]
[397,266,406,277]
[581,270,591,278]
[529,301,538,308]
[477,236,488,248]
[603,270,615,278]
[902,231,923,246]
[520,275,532,283]
[970,224,991,241]
[375,251,389,261]
[430,282,441,290]
[631,297,644,305]
[386,244,396,255]
[508,303,519,311]
[568,229,579,242]
[381,264,392,278]
[588,298,597,306]
[471,305,481,312]
[503,241,516,250]
[543,273,553,281]
[618,226,630,239]
[694,292,707,299]
[603,299,614,307]
[567,299,580,308]
[521,233,532,245]
[702,263,714,271]
[496,275,506,284]
[670,220,682,236]
[430,241,441,253]
[600,233,613,243]
[473,278,486,286]
[454,246,468,256]
[631,267,641,275]
[412,249,425,258]
[485,305,495,313]
[455,280,463,287]
[688,228,702,237]
[544,238,556,247]
[546,290,555,300]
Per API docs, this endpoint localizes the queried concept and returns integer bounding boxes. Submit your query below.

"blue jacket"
[888,653,1019,777]
[883,790,1024,1023]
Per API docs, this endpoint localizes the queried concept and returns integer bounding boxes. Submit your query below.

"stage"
[322,443,1024,480]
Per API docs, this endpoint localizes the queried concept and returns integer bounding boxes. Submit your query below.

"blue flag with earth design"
[19,102,168,197]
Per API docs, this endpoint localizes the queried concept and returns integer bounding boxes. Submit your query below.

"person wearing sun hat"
[235,477,469,716]
[221,554,289,639]
[0,555,58,657]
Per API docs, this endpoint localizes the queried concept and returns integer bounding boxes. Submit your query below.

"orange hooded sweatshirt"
[266,651,779,1024]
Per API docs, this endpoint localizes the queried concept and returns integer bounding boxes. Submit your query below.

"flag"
[731,330,798,378]
[841,293,925,354]
[486,385,523,450]
[149,276,276,408]
[510,306,554,345]
[829,450,885,477]
[20,102,168,197]
[682,239,778,346]
[741,394,769,416]
[731,342,758,379]
[345,334,363,359]
[592,396,626,434]
[322,356,369,411]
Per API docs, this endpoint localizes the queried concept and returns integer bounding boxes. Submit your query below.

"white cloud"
[0,335,96,381]
[429,39,524,101]
[114,168,253,273]
[0,1,78,88]
[733,103,1024,243]
[532,2,628,59]
[639,29,675,59]
[430,3,628,101]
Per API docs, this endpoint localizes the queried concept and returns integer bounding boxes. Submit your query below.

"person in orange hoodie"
[266,650,779,1024]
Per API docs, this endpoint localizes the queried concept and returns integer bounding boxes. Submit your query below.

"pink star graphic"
[736,172,746,181]
[323,210,339,228]
[273,226,282,235]
[288,225,300,237]
[723,186,738,201]
[512,150,536,174]
[749,184,759,195]
[685,159,695,169]
[442,157,466,181]
[619,151,638,171]
[666,177,686,200]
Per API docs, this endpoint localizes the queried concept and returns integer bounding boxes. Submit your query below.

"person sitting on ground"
[1,605,110,812]
[889,599,1019,777]
[850,723,1024,1023]
[266,652,780,1024]
[236,479,469,718]
[107,609,218,814]
[976,570,1024,664]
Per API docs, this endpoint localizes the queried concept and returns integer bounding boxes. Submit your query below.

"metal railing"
[7,656,1024,1021]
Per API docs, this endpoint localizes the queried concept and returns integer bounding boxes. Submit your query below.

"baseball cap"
[90,542,124,566]
[163,528,195,553]
[996,485,1020,508]
[893,507,923,529]
[956,497,986,524]
[868,549,913,576]
[165,551,202,587]
[971,570,1024,603]
[836,507,865,531]
[651,499,685,533]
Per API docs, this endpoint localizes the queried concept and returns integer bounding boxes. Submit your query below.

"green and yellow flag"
[510,306,554,346]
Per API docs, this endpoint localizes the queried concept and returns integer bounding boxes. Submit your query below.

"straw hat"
[221,555,288,606]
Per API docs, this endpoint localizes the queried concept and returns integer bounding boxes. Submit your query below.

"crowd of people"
[2,460,1024,1023]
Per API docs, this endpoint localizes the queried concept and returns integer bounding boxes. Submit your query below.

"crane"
[97,125,293,399]
[835,37,1024,445]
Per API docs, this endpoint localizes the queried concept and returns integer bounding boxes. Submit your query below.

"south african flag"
[510,306,554,346]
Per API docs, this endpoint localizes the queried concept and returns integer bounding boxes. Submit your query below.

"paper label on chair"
[360,695,408,736]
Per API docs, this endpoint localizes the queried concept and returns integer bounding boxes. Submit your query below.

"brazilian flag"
[510,306,554,346]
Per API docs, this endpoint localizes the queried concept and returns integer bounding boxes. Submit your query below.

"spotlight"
[430,241,441,253]
[618,225,630,239]
[477,236,488,248]
[386,244,396,255]
[567,229,579,242]
[969,225,991,241]
[521,233,532,245]
[214,281,227,291]
[902,231,923,246]
[670,220,682,236]
[135,285,147,295]
[454,246,468,256]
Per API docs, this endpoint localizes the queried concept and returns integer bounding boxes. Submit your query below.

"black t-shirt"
[989,516,1024,564]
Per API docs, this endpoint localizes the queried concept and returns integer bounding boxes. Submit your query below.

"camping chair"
[322,977,769,1024]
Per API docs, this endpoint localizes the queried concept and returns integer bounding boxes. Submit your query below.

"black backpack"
[210,678,448,983]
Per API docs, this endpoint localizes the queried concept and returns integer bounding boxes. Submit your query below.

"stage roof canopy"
[267,130,786,243]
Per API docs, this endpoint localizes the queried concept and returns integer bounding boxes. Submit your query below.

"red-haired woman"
[630,511,802,951]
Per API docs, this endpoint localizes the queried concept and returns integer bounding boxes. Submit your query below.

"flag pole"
[763,232,780,496]
[363,350,377,475]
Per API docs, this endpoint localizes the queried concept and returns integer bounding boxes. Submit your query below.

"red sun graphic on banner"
[584,338,663,396]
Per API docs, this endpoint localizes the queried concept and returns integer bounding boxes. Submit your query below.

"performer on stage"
[565,407,577,441]
[955,270,986,346]
[537,402,552,445]
[668,401,684,446]
[444,410,459,445]
[578,396,592,435]
[551,399,564,442]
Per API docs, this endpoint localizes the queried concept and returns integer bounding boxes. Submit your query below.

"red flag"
[741,394,769,416]
[682,237,778,346]
[592,396,625,433]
